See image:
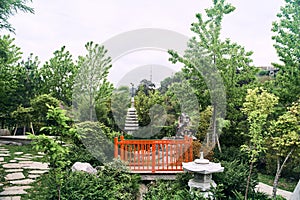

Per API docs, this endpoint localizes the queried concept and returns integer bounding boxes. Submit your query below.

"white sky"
[3,0,284,86]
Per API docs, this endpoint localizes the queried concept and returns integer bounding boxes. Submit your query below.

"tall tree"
[271,0,300,106]
[169,0,258,150]
[18,53,41,107]
[73,42,113,121]
[268,99,300,198]
[241,88,278,200]
[0,35,22,128]
[0,0,34,32]
[40,46,78,106]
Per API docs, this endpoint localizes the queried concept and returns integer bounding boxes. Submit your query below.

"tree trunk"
[212,104,222,152]
[272,149,294,198]
[30,122,35,135]
[14,125,18,136]
[89,94,93,121]
[23,126,26,135]
[272,158,281,199]
[245,161,254,200]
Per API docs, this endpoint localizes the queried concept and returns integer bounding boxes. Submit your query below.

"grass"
[258,173,297,192]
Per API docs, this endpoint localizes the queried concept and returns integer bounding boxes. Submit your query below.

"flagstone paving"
[1,196,21,200]
[5,173,25,181]
[0,145,49,199]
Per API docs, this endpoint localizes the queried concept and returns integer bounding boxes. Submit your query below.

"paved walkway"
[256,182,293,200]
[0,144,49,199]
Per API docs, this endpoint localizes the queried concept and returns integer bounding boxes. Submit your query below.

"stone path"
[256,182,293,200]
[0,144,49,199]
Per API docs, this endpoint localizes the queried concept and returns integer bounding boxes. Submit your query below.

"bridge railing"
[114,135,193,173]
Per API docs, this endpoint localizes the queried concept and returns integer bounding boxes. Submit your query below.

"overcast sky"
[3,0,284,86]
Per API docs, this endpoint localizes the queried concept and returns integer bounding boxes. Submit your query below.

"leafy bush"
[73,121,120,165]
[214,146,248,163]
[213,160,258,199]
[143,173,225,200]
[24,159,140,200]
[144,180,206,200]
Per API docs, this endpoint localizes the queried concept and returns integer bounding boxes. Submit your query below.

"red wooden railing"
[114,135,193,173]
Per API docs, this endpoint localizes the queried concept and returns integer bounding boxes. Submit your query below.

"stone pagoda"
[124,84,139,135]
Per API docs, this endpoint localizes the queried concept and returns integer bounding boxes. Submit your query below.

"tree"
[169,0,258,150]
[40,46,78,106]
[73,41,113,121]
[111,86,130,131]
[268,99,300,198]
[11,105,34,135]
[0,35,23,128]
[134,89,167,138]
[0,0,34,32]
[137,79,155,96]
[241,88,278,200]
[30,94,60,127]
[18,53,41,107]
[271,0,300,107]
[29,105,78,200]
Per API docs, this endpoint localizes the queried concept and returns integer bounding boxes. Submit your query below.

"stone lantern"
[182,152,224,198]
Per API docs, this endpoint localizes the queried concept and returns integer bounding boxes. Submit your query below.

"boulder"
[0,129,11,136]
[71,162,97,174]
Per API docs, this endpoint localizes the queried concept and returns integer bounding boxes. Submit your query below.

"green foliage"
[74,121,120,164]
[214,146,248,163]
[134,89,167,138]
[11,105,33,127]
[111,86,130,130]
[197,106,212,140]
[24,160,140,200]
[168,0,258,149]
[144,172,226,200]
[241,87,278,199]
[0,35,41,129]
[0,35,23,127]
[258,173,298,192]
[30,105,77,169]
[241,88,278,163]
[144,180,206,200]
[39,46,78,106]
[269,99,300,157]
[73,41,113,121]
[0,0,34,32]
[271,0,300,106]
[214,160,257,198]
[258,70,269,76]
[30,94,60,129]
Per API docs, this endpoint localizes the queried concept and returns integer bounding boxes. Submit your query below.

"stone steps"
[0,144,49,199]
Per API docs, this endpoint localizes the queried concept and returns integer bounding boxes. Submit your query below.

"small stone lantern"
[182,152,224,198]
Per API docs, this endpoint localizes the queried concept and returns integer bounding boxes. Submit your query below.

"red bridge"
[114,135,193,173]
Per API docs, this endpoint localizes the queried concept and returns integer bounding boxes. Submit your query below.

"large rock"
[0,129,11,136]
[71,162,97,174]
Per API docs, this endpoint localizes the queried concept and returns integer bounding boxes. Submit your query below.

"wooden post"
[184,136,189,162]
[189,137,193,161]
[152,143,156,173]
[120,135,124,160]
[114,137,118,158]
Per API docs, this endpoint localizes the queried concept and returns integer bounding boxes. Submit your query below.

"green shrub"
[144,180,206,200]
[213,160,258,199]
[143,173,224,200]
[214,146,248,163]
[24,160,140,200]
